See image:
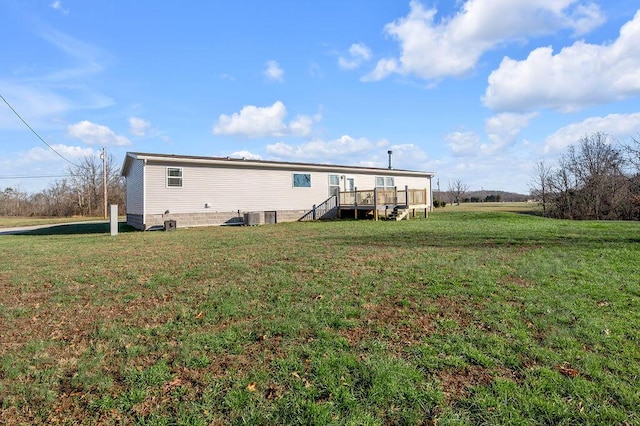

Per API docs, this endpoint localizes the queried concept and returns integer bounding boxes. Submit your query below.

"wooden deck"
[338,187,430,221]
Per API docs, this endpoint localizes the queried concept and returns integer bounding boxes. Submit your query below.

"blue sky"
[2,0,640,194]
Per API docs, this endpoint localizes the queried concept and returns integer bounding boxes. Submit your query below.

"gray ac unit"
[243,212,261,226]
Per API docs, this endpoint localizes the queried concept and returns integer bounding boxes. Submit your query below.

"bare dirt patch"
[438,365,492,402]
[338,296,477,351]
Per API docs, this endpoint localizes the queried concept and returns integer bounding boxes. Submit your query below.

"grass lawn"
[0,210,638,424]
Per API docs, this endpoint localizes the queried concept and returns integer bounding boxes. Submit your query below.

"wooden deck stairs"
[387,206,409,221]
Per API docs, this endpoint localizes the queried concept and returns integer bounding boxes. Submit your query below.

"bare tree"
[548,155,577,218]
[568,133,626,219]
[0,151,126,218]
[44,180,77,217]
[623,135,640,219]
[530,159,553,214]
[623,135,640,170]
[68,154,101,216]
[105,153,126,215]
[448,179,469,205]
[539,132,634,220]
[67,152,125,217]
[0,187,28,216]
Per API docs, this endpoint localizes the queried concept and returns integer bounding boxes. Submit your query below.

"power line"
[0,92,80,168]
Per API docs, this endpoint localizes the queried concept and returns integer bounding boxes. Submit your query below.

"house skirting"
[127,208,335,230]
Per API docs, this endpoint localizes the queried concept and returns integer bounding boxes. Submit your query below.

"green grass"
[0,210,638,424]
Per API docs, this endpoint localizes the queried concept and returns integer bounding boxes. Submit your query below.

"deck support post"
[405,185,409,220]
[373,187,378,221]
[354,187,358,219]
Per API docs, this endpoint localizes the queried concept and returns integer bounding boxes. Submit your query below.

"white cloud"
[445,114,535,159]
[338,43,372,70]
[129,117,151,137]
[263,137,435,171]
[387,143,430,170]
[362,59,399,82]
[363,0,604,81]
[214,102,287,137]
[229,150,263,160]
[0,82,70,129]
[50,1,69,15]
[1,29,112,131]
[485,112,537,150]
[288,115,314,137]
[267,135,389,163]
[25,144,93,162]
[484,10,640,112]
[445,131,482,157]
[38,28,106,81]
[434,154,535,194]
[544,112,640,153]
[213,101,319,138]
[67,120,131,146]
[567,2,606,35]
[1,144,95,193]
[264,60,284,82]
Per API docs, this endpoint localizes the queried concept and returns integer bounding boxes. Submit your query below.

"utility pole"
[100,147,107,219]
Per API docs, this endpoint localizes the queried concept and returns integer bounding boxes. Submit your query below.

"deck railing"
[400,188,428,206]
[303,188,429,222]
[299,195,338,221]
[339,187,428,207]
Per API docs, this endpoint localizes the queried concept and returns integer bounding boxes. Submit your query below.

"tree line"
[433,181,528,207]
[530,132,640,220]
[0,153,125,217]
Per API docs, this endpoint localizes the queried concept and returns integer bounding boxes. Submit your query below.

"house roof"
[121,151,435,178]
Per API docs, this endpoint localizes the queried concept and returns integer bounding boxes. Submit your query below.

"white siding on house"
[142,161,431,215]
[144,162,333,214]
[125,158,145,215]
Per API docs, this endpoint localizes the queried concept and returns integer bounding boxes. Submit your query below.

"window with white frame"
[293,173,311,188]
[167,167,183,187]
[375,176,395,189]
[385,177,395,188]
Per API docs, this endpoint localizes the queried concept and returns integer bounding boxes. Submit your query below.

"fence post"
[312,204,316,221]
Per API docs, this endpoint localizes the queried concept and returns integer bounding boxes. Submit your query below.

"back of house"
[121,152,434,230]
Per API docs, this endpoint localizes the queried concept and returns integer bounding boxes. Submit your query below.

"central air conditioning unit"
[243,212,261,226]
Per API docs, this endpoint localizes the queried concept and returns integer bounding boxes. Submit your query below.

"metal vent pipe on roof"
[388,150,393,169]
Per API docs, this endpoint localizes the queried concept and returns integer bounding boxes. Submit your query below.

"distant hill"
[433,190,529,203]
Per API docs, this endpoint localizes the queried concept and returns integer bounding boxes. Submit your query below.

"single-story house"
[121,152,435,230]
